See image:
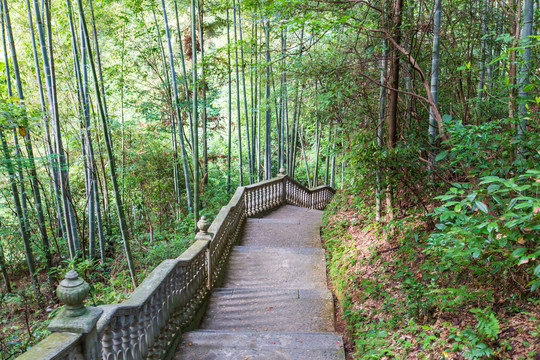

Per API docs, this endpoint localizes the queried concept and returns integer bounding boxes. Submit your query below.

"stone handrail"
[17,172,335,360]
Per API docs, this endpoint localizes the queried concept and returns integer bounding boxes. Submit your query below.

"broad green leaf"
[466,192,477,202]
[435,150,449,162]
[475,201,489,213]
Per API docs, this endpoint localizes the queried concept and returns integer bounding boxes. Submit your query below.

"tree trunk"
[387,0,403,149]
[517,0,533,148]
[237,4,253,183]
[428,0,442,164]
[376,39,387,222]
[227,7,232,192]
[0,130,40,299]
[76,1,137,286]
[191,0,200,225]
[232,0,244,184]
[160,0,193,211]
[0,240,10,293]
[6,0,54,287]
[265,20,272,179]
[197,0,209,185]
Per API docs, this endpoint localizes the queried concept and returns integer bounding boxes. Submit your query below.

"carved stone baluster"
[249,190,253,216]
[272,183,277,208]
[275,183,279,207]
[249,191,253,216]
[156,294,170,360]
[129,314,140,360]
[121,316,131,359]
[112,318,123,358]
[269,184,274,209]
[268,184,273,208]
[157,285,166,331]
[261,187,265,211]
[147,295,160,358]
[138,306,149,359]
[251,190,255,215]
[289,181,293,205]
[266,185,270,210]
[246,190,251,216]
[268,185,272,209]
[257,188,262,214]
[102,325,114,360]
[258,187,263,211]
[278,170,286,205]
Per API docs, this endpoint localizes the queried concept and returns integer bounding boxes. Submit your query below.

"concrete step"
[222,246,327,289]
[262,205,323,224]
[174,330,345,360]
[200,288,335,333]
[242,218,322,248]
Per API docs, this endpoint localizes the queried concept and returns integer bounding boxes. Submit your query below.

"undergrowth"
[0,179,230,359]
[323,189,540,360]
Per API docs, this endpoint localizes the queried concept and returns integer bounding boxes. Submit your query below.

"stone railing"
[17,171,335,360]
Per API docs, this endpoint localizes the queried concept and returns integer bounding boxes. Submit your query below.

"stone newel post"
[56,270,90,317]
[48,270,104,359]
[195,216,213,289]
[278,167,287,204]
[195,216,211,240]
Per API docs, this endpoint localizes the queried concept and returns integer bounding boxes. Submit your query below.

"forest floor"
[0,235,194,360]
[323,190,540,360]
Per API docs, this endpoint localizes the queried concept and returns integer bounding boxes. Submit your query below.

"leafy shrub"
[427,169,540,292]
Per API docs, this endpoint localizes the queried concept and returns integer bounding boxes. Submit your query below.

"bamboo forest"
[0,0,538,358]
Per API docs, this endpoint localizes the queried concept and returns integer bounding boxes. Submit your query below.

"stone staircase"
[174,205,345,359]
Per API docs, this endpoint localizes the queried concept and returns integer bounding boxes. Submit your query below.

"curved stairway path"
[174,205,345,360]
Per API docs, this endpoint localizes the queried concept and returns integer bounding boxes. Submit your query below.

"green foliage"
[428,169,540,292]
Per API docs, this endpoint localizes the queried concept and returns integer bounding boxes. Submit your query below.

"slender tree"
[237,3,253,183]
[4,0,54,285]
[232,0,244,184]
[387,0,403,149]
[428,0,442,162]
[376,40,387,222]
[174,0,194,148]
[160,0,193,210]
[33,0,80,259]
[0,130,40,298]
[76,0,137,286]
[0,239,10,293]
[26,0,68,255]
[227,7,232,191]
[191,0,200,224]
[517,0,533,145]
[264,19,271,179]
[477,0,488,100]
[196,0,209,185]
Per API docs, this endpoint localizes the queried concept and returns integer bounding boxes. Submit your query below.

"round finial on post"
[197,216,210,235]
[278,167,286,176]
[56,270,90,317]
